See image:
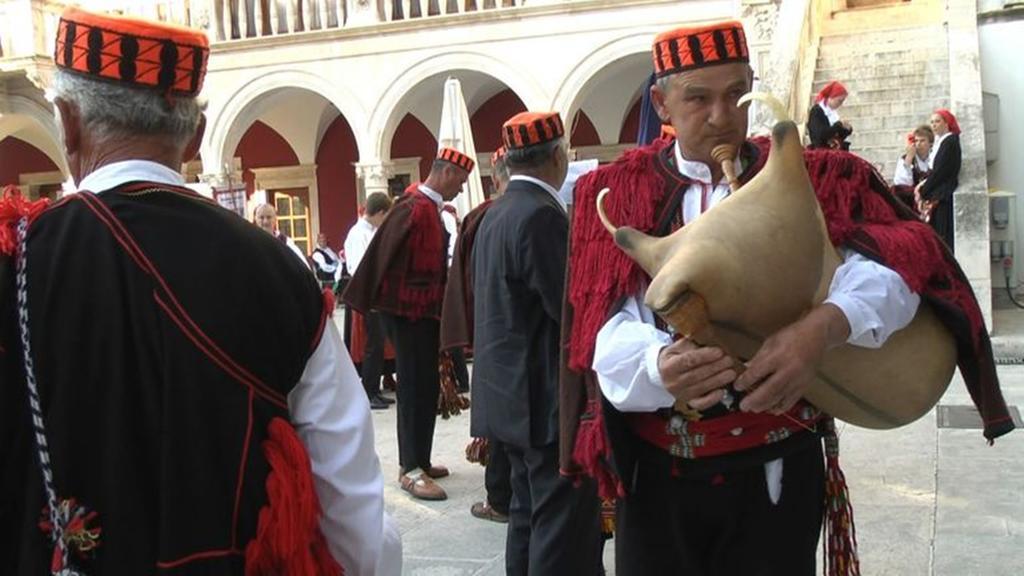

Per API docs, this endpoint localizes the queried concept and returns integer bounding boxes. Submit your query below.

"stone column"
[947,0,993,328]
[356,161,392,204]
[741,0,783,134]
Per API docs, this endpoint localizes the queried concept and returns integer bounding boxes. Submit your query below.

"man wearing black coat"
[471,112,602,576]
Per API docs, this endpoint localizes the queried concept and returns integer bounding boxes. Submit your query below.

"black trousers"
[616,440,824,576]
[485,439,512,514]
[450,347,470,392]
[361,311,385,398]
[505,442,602,576]
[381,313,440,471]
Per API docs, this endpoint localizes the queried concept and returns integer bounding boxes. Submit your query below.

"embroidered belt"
[626,402,824,459]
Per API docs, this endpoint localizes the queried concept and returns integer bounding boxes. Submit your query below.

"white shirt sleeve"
[288,322,402,576]
[441,211,457,268]
[893,158,914,187]
[344,226,370,274]
[592,292,677,412]
[592,251,920,410]
[824,250,920,348]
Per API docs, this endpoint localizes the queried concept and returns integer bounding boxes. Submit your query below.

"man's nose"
[708,98,733,127]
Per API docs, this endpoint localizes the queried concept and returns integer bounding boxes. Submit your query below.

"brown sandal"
[470,501,509,523]
[400,471,448,501]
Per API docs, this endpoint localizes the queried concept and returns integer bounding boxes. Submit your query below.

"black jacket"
[807,104,853,150]
[919,133,961,204]
[470,179,568,449]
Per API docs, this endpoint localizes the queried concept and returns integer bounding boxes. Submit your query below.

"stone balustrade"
[0,0,528,58]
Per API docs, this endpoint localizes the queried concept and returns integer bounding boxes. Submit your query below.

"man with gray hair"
[0,7,399,575]
[471,113,602,575]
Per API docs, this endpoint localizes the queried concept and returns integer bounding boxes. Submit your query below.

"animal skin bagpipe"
[594,95,957,430]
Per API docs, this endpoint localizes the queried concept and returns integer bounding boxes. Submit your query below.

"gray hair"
[504,137,566,171]
[492,157,510,183]
[52,69,204,148]
[654,74,673,94]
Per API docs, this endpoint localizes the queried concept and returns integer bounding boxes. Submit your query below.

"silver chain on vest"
[16,217,85,576]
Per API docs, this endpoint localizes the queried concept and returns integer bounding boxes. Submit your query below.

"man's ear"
[650,83,671,123]
[55,98,81,156]
[183,113,206,163]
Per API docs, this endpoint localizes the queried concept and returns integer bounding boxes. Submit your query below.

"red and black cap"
[652,20,748,78]
[502,112,565,150]
[437,147,475,172]
[54,7,209,97]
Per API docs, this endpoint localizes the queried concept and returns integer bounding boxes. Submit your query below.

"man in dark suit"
[471,112,602,576]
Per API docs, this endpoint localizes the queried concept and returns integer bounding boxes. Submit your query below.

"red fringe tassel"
[566,145,666,372]
[437,350,469,419]
[571,399,625,500]
[0,185,50,256]
[406,186,446,275]
[245,418,343,576]
[321,288,336,317]
[821,418,859,576]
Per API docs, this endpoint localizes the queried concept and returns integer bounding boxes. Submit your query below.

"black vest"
[0,183,326,574]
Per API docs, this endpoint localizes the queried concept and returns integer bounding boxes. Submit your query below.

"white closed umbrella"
[437,77,485,217]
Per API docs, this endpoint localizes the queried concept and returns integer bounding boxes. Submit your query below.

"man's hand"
[734,304,850,414]
[658,338,737,412]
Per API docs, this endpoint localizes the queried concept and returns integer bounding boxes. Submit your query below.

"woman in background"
[917,109,962,250]
[807,80,853,150]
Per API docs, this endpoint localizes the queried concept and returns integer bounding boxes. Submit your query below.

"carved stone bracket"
[741,1,781,44]
[355,161,394,197]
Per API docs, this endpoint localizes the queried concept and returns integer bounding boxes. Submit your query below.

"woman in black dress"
[807,80,853,150]
[917,109,962,251]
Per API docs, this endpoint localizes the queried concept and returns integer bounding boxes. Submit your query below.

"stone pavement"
[340,316,1024,576]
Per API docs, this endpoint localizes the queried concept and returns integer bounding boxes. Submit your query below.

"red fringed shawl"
[342,185,448,321]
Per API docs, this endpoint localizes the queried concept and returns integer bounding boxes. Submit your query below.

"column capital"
[355,161,392,199]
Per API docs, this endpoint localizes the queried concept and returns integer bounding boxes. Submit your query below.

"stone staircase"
[811,25,950,181]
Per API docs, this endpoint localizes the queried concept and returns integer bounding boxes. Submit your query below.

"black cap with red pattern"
[652,20,748,78]
[437,147,475,172]
[501,112,565,150]
[54,7,209,97]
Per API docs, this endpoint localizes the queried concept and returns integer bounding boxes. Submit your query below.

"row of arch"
[204,35,655,169]
[1,35,659,246]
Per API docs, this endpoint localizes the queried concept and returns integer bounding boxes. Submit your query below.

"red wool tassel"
[465,437,489,466]
[567,144,668,372]
[571,399,625,500]
[321,289,336,317]
[39,498,102,570]
[0,185,50,256]
[821,418,859,576]
[245,418,344,576]
[405,187,445,274]
[437,350,469,419]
